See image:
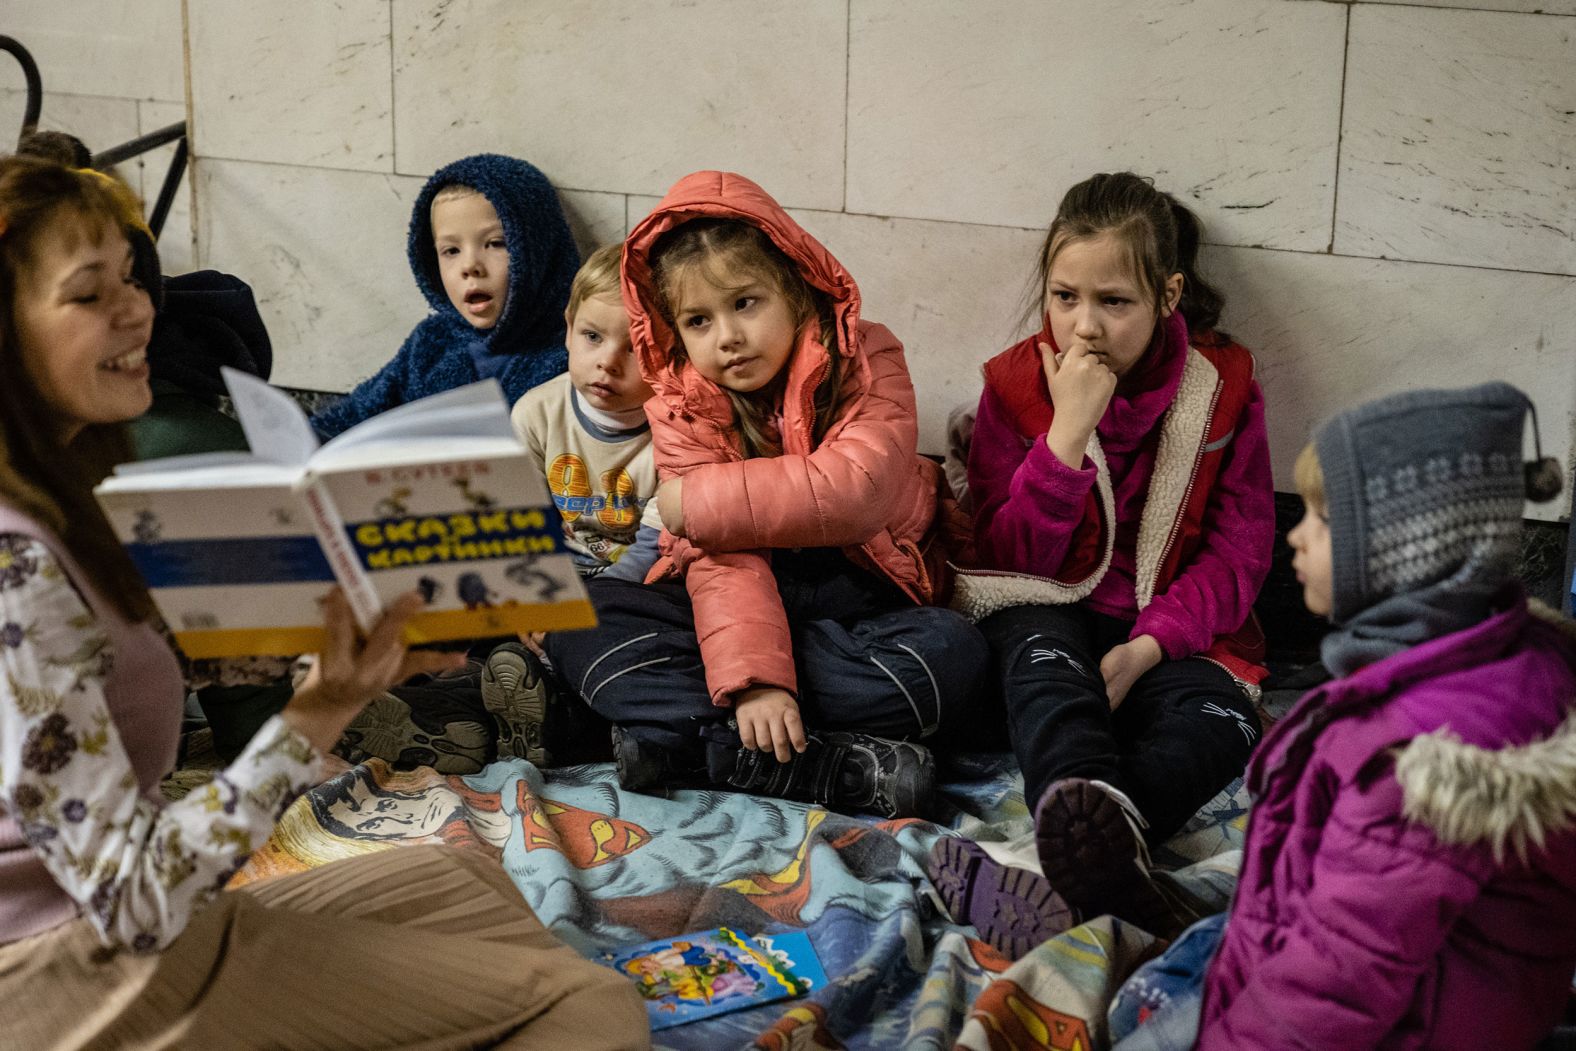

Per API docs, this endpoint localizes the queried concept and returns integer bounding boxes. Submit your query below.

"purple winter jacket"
[1199,596,1576,1050]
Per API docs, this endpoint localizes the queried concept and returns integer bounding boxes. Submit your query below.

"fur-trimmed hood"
[1397,709,1576,863]
[1205,595,1576,1049]
[1395,603,1576,862]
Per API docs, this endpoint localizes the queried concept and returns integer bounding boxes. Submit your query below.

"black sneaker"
[725,731,936,819]
[481,643,555,766]
[610,725,703,793]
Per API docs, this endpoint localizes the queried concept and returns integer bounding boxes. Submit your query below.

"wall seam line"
[1329,3,1352,254]
[1352,2,1575,19]
[180,0,199,269]
[842,0,852,213]
[387,0,398,173]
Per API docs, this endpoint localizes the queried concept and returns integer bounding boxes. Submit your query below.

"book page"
[110,451,260,477]
[309,435,526,475]
[223,366,321,466]
[97,462,300,492]
[320,380,514,455]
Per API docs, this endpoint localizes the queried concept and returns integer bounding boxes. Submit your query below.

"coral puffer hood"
[406,152,580,358]
[621,170,861,413]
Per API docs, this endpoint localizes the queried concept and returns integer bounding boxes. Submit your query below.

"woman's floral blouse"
[0,536,320,953]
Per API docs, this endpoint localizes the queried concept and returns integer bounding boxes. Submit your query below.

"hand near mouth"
[1041,340,1117,469]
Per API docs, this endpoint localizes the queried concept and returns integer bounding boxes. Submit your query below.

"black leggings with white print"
[981,603,1261,846]
[547,549,988,781]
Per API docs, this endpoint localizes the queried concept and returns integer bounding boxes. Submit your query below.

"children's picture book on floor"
[601,927,827,1030]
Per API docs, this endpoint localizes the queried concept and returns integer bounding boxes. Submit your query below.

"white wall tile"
[138,100,195,275]
[847,0,1346,252]
[1207,246,1576,520]
[188,1,393,171]
[627,195,662,235]
[1338,6,1576,276]
[392,0,847,210]
[0,1,184,102]
[558,190,627,260]
[195,159,428,392]
[0,89,140,183]
[789,212,1043,456]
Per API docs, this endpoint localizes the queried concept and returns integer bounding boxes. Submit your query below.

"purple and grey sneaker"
[926,836,1074,960]
[1034,777,1189,939]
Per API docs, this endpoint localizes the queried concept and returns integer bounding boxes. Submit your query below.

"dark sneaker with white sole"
[481,643,555,766]
[725,730,936,819]
[926,836,1074,960]
[1034,777,1191,939]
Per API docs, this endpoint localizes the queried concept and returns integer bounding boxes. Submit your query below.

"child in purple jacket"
[929,173,1275,955]
[1111,382,1576,1051]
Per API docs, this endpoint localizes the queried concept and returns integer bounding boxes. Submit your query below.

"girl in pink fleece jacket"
[929,172,1275,957]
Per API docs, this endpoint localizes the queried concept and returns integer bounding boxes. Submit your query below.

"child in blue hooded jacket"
[312,153,580,438]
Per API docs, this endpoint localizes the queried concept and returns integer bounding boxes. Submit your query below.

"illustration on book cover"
[602,927,826,1030]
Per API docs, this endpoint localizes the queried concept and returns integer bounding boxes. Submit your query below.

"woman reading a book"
[0,156,648,1048]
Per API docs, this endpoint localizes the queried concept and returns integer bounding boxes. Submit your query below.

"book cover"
[94,374,596,657]
[603,927,825,1031]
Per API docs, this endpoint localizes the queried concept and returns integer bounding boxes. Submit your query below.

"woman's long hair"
[0,156,155,621]
[651,219,843,459]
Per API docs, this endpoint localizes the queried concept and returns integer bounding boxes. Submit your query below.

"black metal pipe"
[147,136,188,240]
[0,36,44,146]
[91,121,187,169]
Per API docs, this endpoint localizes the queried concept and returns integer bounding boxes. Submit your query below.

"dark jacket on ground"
[130,269,271,460]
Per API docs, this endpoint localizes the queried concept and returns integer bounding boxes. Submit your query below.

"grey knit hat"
[1313,382,1534,624]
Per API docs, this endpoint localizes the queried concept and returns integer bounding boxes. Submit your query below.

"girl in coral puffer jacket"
[545,171,988,819]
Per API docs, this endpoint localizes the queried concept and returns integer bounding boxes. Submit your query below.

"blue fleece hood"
[407,153,580,361]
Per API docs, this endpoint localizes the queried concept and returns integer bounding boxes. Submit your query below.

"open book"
[94,370,595,657]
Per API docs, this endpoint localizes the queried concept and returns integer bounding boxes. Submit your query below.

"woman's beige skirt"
[0,844,650,1050]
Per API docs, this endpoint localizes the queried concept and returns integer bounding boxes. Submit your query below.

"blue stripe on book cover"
[125,537,337,588]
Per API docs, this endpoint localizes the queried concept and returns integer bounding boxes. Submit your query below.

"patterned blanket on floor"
[226,754,1249,1050]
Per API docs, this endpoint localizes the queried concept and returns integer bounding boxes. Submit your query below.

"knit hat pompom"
[1313,382,1537,624]
[1525,457,1564,503]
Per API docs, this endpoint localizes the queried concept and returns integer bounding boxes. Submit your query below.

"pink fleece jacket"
[967,315,1274,661]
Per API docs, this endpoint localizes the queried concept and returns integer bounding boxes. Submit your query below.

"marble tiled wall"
[0,1,194,272]
[13,1,1575,519]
